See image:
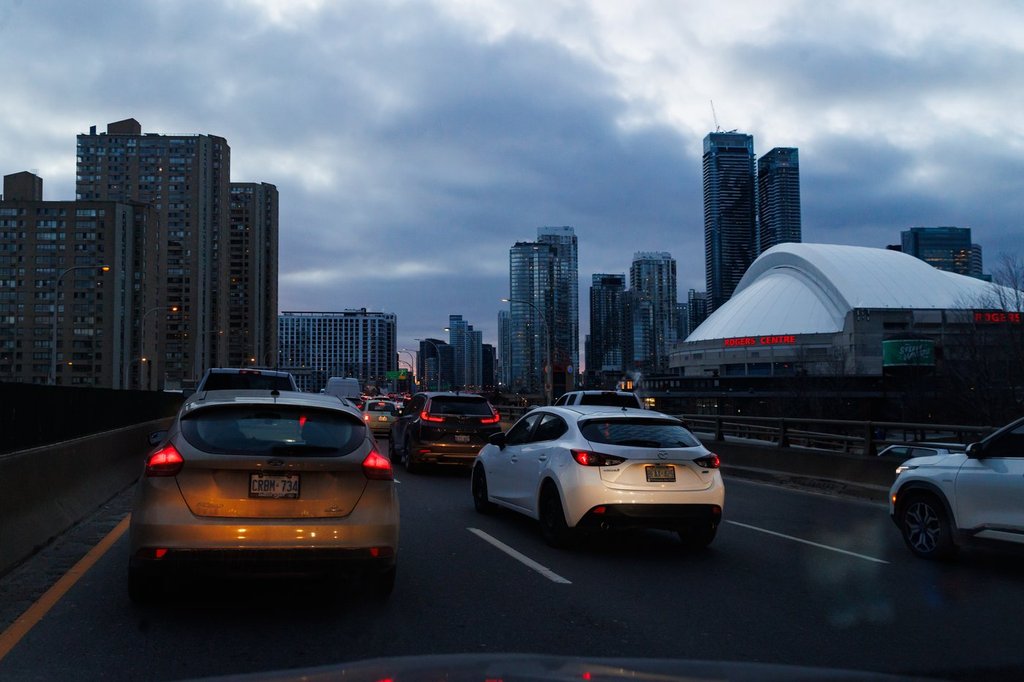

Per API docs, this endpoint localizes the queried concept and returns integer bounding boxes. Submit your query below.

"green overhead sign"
[385,370,409,380]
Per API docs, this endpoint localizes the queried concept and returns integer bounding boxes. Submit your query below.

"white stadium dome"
[687,243,1008,342]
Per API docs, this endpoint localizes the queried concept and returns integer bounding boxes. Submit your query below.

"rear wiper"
[270,443,339,455]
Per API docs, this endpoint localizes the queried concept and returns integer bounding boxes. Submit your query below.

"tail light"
[146,444,184,477]
[420,410,445,423]
[694,453,720,469]
[480,408,500,425]
[362,450,394,480]
[363,413,371,422]
[571,450,626,467]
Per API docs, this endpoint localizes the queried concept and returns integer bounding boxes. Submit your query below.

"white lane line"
[467,528,572,584]
[726,520,889,564]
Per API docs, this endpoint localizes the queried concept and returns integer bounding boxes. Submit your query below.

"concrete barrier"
[0,418,171,577]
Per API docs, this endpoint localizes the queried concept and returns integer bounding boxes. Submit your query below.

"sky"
[2,0,1022,365]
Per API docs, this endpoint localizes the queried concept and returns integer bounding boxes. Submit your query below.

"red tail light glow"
[145,444,184,476]
[571,450,626,467]
[362,450,394,480]
[420,410,445,423]
[480,410,500,424]
[694,453,721,469]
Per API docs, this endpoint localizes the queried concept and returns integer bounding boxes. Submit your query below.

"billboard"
[882,339,936,367]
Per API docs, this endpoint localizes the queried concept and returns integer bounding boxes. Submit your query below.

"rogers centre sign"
[723,335,797,347]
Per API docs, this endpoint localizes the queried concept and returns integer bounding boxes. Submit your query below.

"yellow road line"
[0,514,130,662]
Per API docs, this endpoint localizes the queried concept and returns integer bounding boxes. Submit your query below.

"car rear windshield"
[200,372,294,391]
[427,397,493,416]
[181,406,364,456]
[365,401,398,414]
[578,393,641,407]
[580,418,701,448]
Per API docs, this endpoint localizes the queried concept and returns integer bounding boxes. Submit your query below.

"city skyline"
[1,1,1022,360]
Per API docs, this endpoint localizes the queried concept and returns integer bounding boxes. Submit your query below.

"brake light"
[571,450,626,467]
[362,450,394,480]
[420,410,445,423]
[146,444,184,476]
[363,413,371,421]
[480,410,500,424]
[694,453,720,469]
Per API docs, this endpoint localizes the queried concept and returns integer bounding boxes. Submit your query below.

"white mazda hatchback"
[471,406,724,548]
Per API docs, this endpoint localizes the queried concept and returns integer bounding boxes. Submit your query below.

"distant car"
[192,367,298,394]
[128,390,399,601]
[470,405,723,548]
[388,392,502,472]
[323,377,362,405]
[876,443,964,459]
[889,416,1024,559]
[553,390,644,409]
[362,399,400,436]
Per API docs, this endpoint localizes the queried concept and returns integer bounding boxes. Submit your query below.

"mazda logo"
[657,451,668,460]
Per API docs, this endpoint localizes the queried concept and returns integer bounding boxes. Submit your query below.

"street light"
[398,348,417,389]
[502,297,552,405]
[51,264,110,385]
[414,338,442,391]
[140,304,180,390]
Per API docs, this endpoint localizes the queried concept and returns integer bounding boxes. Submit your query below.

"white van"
[324,377,362,405]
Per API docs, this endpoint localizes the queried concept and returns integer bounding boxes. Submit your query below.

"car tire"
[387,435,398,461]
[899,493,956,560]
[127,564,160,604]
[678,521,718,550]
[472,465,496,514]
[403,438,422,474]
[538,484,573,548]
[367,566,396,599]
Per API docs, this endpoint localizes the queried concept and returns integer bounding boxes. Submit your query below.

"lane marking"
[467,528,572,584]
[0,514,131,662]
[726,520,889,564]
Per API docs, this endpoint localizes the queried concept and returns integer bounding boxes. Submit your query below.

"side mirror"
[148,430,168,446]
[488,432,507,449]
[965,442,983,459]
[181,388,195,399]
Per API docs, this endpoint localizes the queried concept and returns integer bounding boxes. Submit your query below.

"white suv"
[889,416,1024,559]
[553,390,644,409]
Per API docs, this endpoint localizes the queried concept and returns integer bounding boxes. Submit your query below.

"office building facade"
[757,147,801,254]
[703,132,756,312]
[278,310,396,393]
[447,313,483,390]
[588,273,626,374]
[628,252,678,371]
[901,227,985,279]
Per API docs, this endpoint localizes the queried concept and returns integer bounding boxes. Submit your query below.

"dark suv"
[388,392,501,472]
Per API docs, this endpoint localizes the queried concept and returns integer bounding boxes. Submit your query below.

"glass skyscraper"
[757,147,801,255]
[901,226,984,279]
[508,226,578,396]
[588,273,626,374]
[628,252,677,371]
[703,132,756,313]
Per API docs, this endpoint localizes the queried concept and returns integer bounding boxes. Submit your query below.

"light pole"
[502,297,552,405]
[140,304,179,390]
[414,338,442,391]
[51,264,110,385]
[398,349,417,390]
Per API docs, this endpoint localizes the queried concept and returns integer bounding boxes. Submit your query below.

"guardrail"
[496,405,994,455]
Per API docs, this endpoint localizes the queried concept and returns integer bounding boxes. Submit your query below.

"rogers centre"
[643,243,1023,420]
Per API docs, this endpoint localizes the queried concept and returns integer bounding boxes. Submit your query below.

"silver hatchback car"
[128,390,399,601]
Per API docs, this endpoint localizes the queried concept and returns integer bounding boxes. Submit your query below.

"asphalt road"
[2,440,1024,681]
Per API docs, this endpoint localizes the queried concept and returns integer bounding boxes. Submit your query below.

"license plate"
[377,416,389,421]
[249,473,300,498]
[645,465,676,482]
[454,434,471,443]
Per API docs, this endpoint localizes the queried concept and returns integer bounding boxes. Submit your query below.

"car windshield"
[427,397,493,416]
[181,406,363,456]
[580,418,701,448]
[200,373,294,391]
[578,393,639,407]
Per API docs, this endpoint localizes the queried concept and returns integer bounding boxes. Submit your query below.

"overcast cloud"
[1,0,1021,362]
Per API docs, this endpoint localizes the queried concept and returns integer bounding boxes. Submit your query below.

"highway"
[2,438,1024,680]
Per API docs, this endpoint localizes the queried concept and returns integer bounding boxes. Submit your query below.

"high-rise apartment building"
[508,226,579,397]
[228,183,279,368]
[901,227,985,279]
[0,172,150,387]
[497,309,511,388]
[628,252,677,371]
[77,119,231,387]
[703,132,756,312]
[588,273,626,374]
[447,314,483,390]
[757,147,801,254]
[687,289,709,337]
[278,310,396,393]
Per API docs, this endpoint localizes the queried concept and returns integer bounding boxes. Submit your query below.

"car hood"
[900,452,967,470]
[193,652,924,681]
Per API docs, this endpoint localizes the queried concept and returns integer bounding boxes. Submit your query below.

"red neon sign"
[723,335,797,347]
[973,311,1022,324]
